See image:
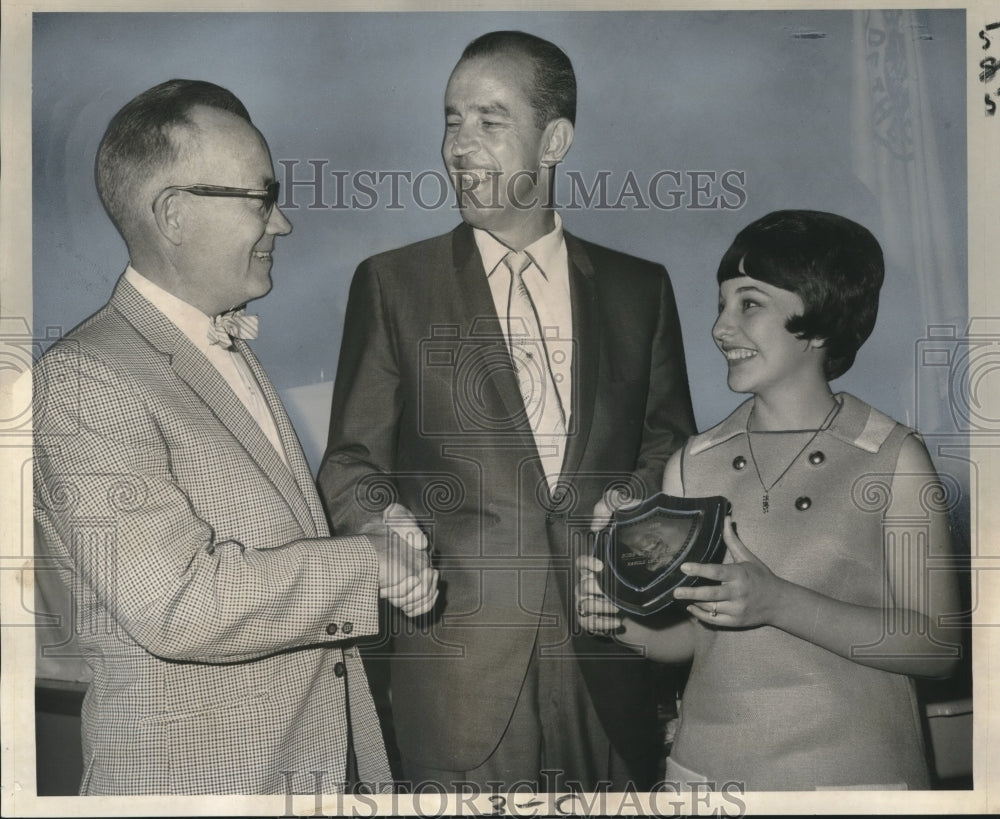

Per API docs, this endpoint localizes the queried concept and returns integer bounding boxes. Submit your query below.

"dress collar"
[688,393,902,456]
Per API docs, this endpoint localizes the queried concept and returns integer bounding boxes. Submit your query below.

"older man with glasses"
[32,78,437,795]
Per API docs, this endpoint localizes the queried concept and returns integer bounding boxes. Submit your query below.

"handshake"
[362,503,439,618]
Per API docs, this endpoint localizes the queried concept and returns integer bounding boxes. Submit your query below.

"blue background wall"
[32,11,968,472]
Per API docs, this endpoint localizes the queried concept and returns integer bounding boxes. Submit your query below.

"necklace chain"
[745,398,840,514]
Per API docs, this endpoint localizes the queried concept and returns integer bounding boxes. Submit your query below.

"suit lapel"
[236,340,325,537]
[110,276,317,537]
[449,225,535,441]
[562,232,600,482]
[449,225,602,496]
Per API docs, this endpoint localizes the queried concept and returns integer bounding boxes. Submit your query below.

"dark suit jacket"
[319,223,695,782]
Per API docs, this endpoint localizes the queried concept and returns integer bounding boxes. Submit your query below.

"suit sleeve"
[318,258,401,535]
[631,267,696,496]
[32,342,380,665]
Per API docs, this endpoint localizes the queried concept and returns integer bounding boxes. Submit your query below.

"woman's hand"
[672,516,786,627]
[575,555,623,634]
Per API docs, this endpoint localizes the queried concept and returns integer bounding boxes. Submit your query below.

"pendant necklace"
[745,398,840,514]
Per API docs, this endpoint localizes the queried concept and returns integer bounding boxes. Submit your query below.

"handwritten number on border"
[981,21,1000,115]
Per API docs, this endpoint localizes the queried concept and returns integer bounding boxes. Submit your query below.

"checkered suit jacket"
[33,274,391,795]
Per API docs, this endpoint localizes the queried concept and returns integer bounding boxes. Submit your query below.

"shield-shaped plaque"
[593,493,730,616]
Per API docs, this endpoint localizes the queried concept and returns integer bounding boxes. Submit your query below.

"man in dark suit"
[33,79,436,794]
[319,31,695,791]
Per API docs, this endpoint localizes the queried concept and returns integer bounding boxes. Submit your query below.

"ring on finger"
[577,600,588,617]
[711,602,718,617]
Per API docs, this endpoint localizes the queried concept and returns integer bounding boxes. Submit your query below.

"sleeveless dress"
[668,393,931,790]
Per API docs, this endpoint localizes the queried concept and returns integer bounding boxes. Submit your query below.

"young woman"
[578,210,960,790]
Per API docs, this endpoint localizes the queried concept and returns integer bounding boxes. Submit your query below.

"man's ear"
[151,188,184,246]
[540,118,574,166]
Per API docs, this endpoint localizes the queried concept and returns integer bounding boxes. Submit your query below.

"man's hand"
[575,555,622,633]
[590,486,643,533]
[362,513,438,618]
[383,502,429,551]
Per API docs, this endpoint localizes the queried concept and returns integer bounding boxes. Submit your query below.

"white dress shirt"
[473,214,574,487]
[124,266,288,465]
[474,212,574,427]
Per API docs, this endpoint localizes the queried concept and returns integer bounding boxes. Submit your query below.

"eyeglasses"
[156,181,281,216]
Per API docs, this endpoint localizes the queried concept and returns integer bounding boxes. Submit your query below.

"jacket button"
[808,451,825,465]
[733,456,747,470]
[795,496,812,511]
[334,662,346,678]
[342,621,353,635]
[325,623,338,636]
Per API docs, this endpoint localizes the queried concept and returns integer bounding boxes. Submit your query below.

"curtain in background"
[852,9,966,435]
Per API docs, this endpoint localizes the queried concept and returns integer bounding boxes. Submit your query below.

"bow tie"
[208,309,259,349]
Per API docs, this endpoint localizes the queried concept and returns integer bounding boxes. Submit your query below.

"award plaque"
[593,492,730,616]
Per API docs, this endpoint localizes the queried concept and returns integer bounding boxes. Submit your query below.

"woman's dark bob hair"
[717,209,884,380]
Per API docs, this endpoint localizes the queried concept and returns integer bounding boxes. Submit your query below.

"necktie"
[504,250,566,489]
[208,308,259,349]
